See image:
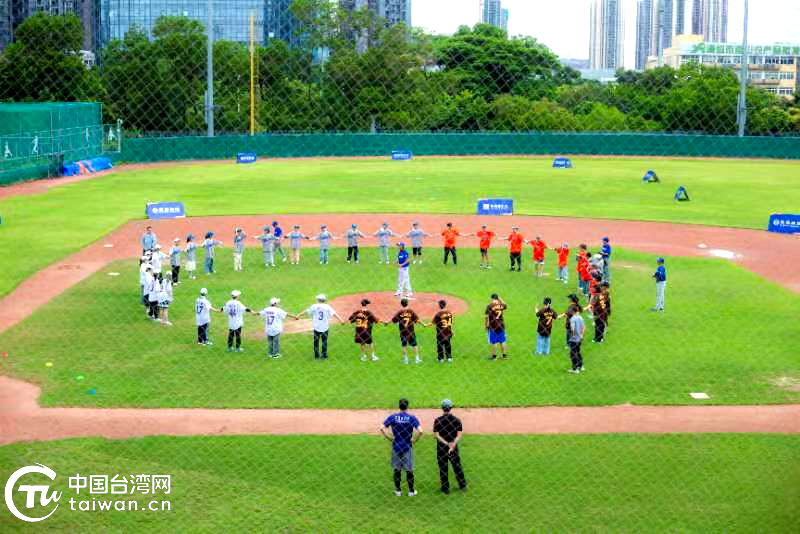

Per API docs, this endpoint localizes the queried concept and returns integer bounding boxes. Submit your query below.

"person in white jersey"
[195,287,222,345]
[253,297,298,359]
[224,290,252,353]
[301,294,344,360]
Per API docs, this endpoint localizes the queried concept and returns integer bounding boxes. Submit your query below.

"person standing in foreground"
[195,288,221,345]
[381,398,423,497]
[349,299,380,362]
[158,274,174,326]
[184,234,198,279]
[254,226,277,267]
[232,227,247,272]
[433,399,467,494]
[374,222,397,264]
[485,293,508,360]
[141,226,157,255]
[431,300,454,363]
[272,221,287,263]
[652,257,666,311]
[406,222,430,264]
[346,224,366,264]
[224,290,252,352]
[202,232,223,274]
[442,223,467,266]
[563,294,583,349]
[567,305,586,374]
[395,242,413,298]
[147,271,162,321]
[475,224,495,269]
[169,238,182,284]
[389,298,423,364]
[530,236,548,278]
[254,297,298,359]
[600,237,612,283]
[312,225,336,265]
[554,242,570,284]
[302,294,344,360]
[534,297,558,356]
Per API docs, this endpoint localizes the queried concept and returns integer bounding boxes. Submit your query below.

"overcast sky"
[413,0,800,68]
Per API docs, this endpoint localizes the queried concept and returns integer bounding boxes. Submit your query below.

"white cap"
[173,238,180,243]
[231,290,242,297]
[140,255,149,261]
[270,297,280,305]
[200,288,208,295]
[154,244,161,249]
[593,254,602,261]
[316,294,326,302]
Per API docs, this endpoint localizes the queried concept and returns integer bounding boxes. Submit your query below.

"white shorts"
[186,261,196,270]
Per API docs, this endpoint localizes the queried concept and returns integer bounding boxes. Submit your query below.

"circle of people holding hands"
[138,220,666,373]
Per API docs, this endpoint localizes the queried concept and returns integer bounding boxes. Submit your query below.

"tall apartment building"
[0,0,11,49]
[636,0,690,70]
[589,0,624,70]
[479,0,507,31]
[340,0,410,27]
[700,0,727,42]
[500,7,508,32]
[1,0,97,52]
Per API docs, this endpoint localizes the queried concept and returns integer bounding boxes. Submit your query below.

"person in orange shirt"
[530,236,547,278]
[554,242,570,284]
[441,223,471,266]
[577,251,592,297]
[475,224,496,269]
[500,226,525,272]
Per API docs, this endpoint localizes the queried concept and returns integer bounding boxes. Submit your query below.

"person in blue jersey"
[600,237,612,283]
[652,257,667,311]
[202,232,224,274]
[271,221,287,263]
[395,242,413,298]
[381,398,423,496]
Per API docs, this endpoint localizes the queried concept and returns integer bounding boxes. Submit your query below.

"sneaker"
[163,321,173,326]
[486,265,492,269]
[408,490,417,497]
[394,490,402,497]
[412,260,417,264]
[197,342,205,345]
[347,260,351,263]
[355,260,360,264]
[488,355,497,361]
[360,355,368,362]
[447,358,453,363]
[319,261,323,264]
[580,366,585,371]
[227,347,233,352]
[415,357,422,364]
[501,354,508,359]
[236,348,244,353]
[568,369,580,374]
[205,341,213,346]
[371,354,379,361]
[282,257,287,262]
[403,356,409,365]
[272,354,282,359]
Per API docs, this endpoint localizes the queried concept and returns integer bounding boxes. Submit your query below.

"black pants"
[347,246,359,262]
[436,338,452,361]
[412,247,422,257]
[437,446,467,492]
[171,265,180,284]
[141,287,149,306]
[510,252,521,270]
[197,323,209,344]
[148,300,159,319]
[228,328,242,349]
[314,330,328,359]
[393,469,415,492]
[443,247,457,265]
[594,317,607,342]
[569,340,583,370]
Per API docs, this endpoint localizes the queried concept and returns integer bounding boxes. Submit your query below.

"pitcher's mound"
[283,292,469,334]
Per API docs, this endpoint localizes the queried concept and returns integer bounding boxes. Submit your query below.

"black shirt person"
[433,399,467,494]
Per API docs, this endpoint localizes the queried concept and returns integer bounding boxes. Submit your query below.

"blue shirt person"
[396,243,413,297]
[652,258,667,312]
[141,226,157,252]
[271,221,287,261]
[381,399,423,496]
[202,232,223,274]
[600,237,612,282]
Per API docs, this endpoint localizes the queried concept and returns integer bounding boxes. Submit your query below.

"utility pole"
[206,0,215,137]
[737,0,749,137]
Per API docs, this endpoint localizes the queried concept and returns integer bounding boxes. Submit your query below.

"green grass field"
[1,434,798,532]
[2,247,796,408]
[0,156,798,297]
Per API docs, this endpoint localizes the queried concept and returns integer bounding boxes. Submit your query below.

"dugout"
[0,102,104,185]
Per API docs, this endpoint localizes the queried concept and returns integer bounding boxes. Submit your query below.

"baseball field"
[1,156,799,531]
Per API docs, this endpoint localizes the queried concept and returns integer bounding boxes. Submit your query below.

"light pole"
[737,0,749,137]
[206,0,215,137]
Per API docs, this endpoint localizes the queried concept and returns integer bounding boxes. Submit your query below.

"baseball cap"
[321,224,327,228]
[186,233,194,241]
[272,221,278,226]
[263,224,270,230]
[603,237,609,242]
[397,242,405,247]
[441,399,453,409]
[173,238,180,243]
[205,231,214,238]
[235,227,242,232]
[316,294,326,302]
[351,223,357,228]
[270,297,280,305]
[293,224,300,228]
[200,288,208,295]
[231,290,242,297]
[361,298,371,306]
[657,257,665,263]
[481,224,487,228]
[154,244,161,249]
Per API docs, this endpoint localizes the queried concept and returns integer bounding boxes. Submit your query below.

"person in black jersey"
[433,399,467,494]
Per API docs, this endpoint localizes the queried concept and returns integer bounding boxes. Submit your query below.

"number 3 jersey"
[306,303,336,333]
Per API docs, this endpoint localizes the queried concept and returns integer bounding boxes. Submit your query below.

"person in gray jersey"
[202,232,224,274]
[406,222,431,264]
[184,234,198,279]
[312,225,338,265]
[374,222,397,264]
[232,227,247,272]
[169,238,182,284]
[253,225,278,267]
[285,224,309,265]
[346,224,367,264]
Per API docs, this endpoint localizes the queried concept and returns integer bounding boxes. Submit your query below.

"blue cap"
[602,237,609,242]
[657,257,664,263]
[352,223,357,228]
[186,233,194,240]
[205,231,214,238]
[397,242,405,247]
[441,399,453,409]
[272,221,278,226]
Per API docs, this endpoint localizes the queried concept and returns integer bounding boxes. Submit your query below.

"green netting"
[119,132,800,163]
[0,102,101,137]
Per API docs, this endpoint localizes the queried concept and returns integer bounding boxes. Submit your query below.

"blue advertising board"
[237,152,257,164]
[768,213,800,234]
[552,157,573,168]
[146,202,186,220]
[477,199,513,216]
[391,150,413,161]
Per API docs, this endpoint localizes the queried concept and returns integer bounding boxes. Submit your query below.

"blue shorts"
[488,330,506,344]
